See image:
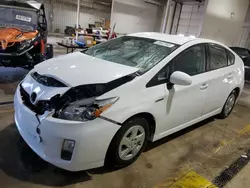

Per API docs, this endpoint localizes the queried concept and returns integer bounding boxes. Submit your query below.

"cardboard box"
[83,36,94,47]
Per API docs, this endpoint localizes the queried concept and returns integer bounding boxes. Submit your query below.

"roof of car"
[129,32,198,45]
[0,0,42,10]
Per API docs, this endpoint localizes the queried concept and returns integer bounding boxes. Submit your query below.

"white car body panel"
[22,74,70,101]
[15,86,120,171]
[14,33,245,171]
[34,52,139,87]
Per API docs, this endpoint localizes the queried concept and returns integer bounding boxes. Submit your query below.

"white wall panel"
[201,0,249,46]
[111,0,158,34]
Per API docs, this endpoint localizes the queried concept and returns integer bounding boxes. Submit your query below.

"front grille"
[20,85,47,115]
[0,42,20,53]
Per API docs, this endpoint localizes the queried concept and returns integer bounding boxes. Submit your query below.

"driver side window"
[146,44,206,88]
[173,44,206,76]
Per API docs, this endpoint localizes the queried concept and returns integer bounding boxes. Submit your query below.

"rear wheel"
[106,117,149,168]
[219,90,237,119]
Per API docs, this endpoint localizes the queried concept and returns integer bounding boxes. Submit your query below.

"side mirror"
[170,71,192,86]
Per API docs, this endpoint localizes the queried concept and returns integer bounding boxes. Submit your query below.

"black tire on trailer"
[46,44,54,59]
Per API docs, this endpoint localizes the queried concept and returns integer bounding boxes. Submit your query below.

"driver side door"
[150,44,209,138]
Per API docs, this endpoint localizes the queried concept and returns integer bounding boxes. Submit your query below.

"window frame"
[146,43,208,88]
[226,50,235,66]
[146,43,236,88]
[37,5,47,30]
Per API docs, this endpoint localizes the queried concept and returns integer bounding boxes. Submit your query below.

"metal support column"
[161,0,172,33]
[76,0,80,40]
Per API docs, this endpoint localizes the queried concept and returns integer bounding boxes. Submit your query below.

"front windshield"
[84,36,179,73]
[0,7,38,31]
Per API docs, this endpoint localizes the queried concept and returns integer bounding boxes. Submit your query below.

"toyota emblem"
[30,92,37,103]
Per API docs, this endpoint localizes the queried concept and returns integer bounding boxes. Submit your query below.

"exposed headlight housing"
[58,97,119,122]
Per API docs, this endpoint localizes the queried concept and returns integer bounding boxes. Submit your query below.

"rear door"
[202,44,235,116]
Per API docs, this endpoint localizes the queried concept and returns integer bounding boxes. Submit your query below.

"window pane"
[84,36,179,73]
[227,51,235,65]
[173,45,206,76]
[157,65,170,81]
[209,45,227,70]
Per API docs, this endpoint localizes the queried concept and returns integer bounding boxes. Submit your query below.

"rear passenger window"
[227,51,235,65]
[208,44,227,70]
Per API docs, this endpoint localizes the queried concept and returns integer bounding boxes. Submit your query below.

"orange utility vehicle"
[0,0,53,69]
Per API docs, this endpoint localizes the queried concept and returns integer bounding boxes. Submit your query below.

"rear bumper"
[14,85,120,171]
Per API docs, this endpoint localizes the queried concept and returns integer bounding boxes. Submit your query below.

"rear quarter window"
[208,44,228,70]
[227,50,235,66]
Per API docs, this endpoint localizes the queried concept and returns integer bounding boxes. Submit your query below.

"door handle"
[200,83,208,90]
[155,97,165,103]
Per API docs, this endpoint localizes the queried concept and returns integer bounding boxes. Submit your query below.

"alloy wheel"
[118,125,145,161]
[224,94,236,116]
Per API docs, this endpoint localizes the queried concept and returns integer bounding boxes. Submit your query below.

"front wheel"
[219,90,237,119]
[106,117,149,168]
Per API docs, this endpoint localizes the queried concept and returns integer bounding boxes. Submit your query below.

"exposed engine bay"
[20,72,138,121]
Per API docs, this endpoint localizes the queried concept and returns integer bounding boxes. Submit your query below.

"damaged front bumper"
[14,85,120,171]
[0,46,43,68]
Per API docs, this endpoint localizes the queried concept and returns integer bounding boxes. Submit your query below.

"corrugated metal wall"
[41,0,111,33]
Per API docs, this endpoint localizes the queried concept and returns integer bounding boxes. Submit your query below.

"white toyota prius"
[14,33,244,171]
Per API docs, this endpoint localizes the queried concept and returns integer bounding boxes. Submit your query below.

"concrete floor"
[226,163,250,188]
[1,36,250,187]
[0,92,250,188]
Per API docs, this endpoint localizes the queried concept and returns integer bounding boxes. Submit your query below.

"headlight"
[18,40,32,51]
[58,97,119,122]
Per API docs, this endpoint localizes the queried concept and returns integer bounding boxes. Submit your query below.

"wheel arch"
[233,87,240,98]
[122,112,156,141]
[104,112,156,167]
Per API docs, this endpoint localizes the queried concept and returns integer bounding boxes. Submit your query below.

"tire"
[46,44,54,59]
[218,90,237,119]
[65,28,75,36]
[106,117,150,168]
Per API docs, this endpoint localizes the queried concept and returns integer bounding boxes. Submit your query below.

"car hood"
[34,52,139,87]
